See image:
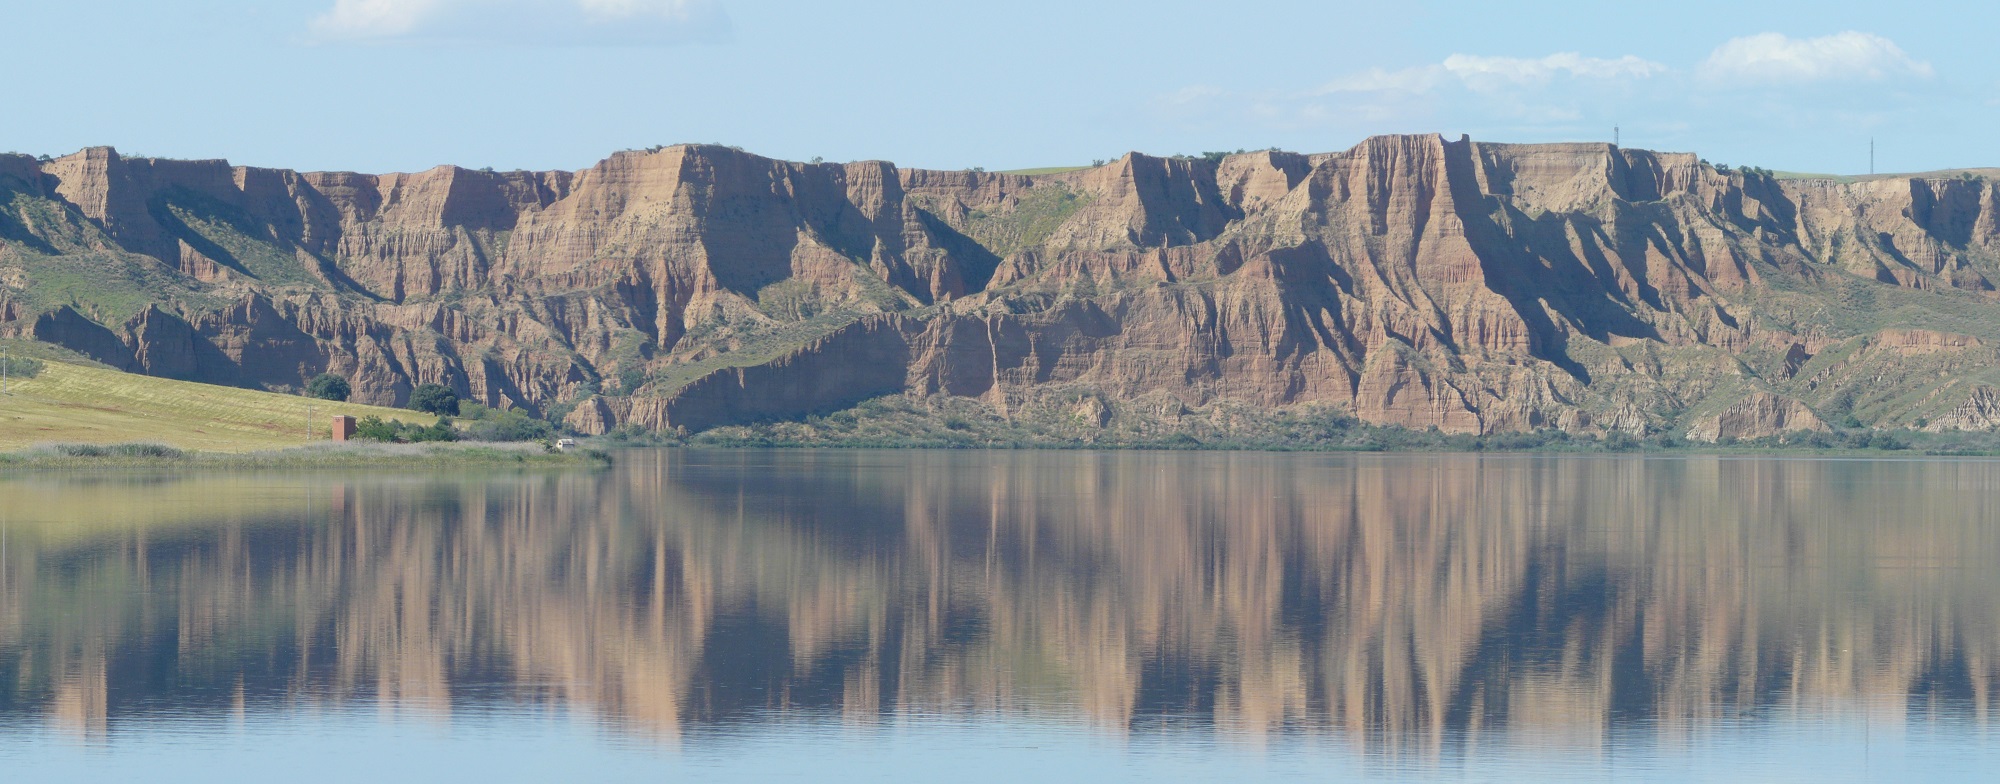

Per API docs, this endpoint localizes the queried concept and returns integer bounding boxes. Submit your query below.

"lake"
[1,450,1996,781]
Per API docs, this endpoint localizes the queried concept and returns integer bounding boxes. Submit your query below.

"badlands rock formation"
[4,135,2000,437]
[1685,391,1829,442]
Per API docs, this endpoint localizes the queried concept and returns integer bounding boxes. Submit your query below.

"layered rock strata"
[5,136,2000,434]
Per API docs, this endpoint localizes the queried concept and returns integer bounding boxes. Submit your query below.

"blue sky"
[5,0,1995,175]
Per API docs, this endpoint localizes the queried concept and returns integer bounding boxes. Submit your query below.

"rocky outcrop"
[1686,392,1829,442]
[1871,328,1983,355]
[6,137,2000,435]
[1925,385,2000,432]
[633,315,919,432]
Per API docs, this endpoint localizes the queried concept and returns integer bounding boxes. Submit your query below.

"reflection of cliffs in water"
[1,453,1996,747]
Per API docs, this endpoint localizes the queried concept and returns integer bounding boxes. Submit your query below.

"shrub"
[0,354,45,380]
[354,415,402,442]
[410,383,460,416]
[617,365,648,395]
[353,415,459,443]
[119,443,184,458]
[462,408,552,442]
[407,418,459,442]
[52,443,184,459]
[1867,433,1910,451]
[306,373,351,401]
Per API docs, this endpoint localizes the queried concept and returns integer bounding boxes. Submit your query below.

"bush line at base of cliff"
[594,393,2000,454]
[347,404,559,445]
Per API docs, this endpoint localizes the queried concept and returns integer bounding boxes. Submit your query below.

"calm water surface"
[1,450,1997,781]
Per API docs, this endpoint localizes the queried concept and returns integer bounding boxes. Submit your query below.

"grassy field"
[1771,167,2000,183]
[0,355,434,452]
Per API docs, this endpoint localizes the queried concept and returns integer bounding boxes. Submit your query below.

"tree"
[353,416,400,442]
[409,383,460,416]
[305,373,351,401]
[352,415,459,443]
[407,417,459,442]
[463,407,553,442]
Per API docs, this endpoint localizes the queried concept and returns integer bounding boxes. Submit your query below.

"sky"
[4,0,1997,175]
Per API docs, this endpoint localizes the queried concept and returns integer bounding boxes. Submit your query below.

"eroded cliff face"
[5,136,2000,434]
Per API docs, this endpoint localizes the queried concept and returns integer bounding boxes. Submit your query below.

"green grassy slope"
[0,343,433,452]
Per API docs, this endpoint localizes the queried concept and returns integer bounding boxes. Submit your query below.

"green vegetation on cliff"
[959,184,1091,258]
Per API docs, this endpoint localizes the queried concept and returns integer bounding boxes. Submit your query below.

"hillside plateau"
[5,135,2000,441]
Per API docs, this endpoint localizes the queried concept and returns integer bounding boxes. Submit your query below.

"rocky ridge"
[5,135,2000,441]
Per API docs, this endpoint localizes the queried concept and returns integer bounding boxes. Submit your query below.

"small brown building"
[330,414,356,442]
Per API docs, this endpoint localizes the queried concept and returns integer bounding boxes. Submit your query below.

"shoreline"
[608,436,1998,459]
[0,442,612,471]
[8,437,1997,470]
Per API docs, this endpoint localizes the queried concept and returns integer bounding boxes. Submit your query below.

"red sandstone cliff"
[5,136,2000,435]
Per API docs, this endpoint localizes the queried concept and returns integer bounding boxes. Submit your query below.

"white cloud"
[1318,52,1667,96]
[1318,66,1444,95]
[574,0,708,21]
[1159,85,1226,106]
[311,0,728,44]
[1699,32,1932,85]
[1443,53,1666,91]
[314,0,448,37]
